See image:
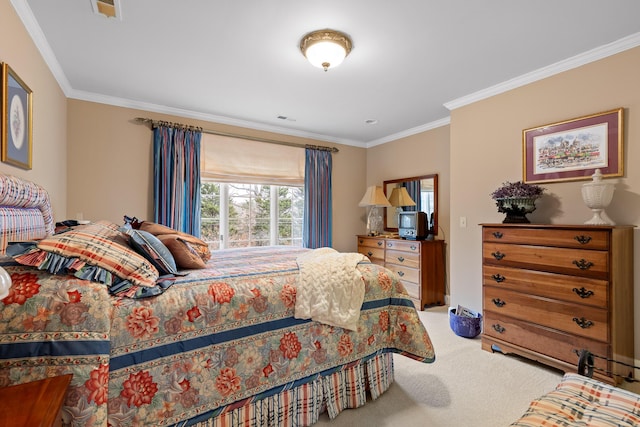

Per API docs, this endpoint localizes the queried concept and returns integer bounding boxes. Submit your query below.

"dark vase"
[495,197,537,223]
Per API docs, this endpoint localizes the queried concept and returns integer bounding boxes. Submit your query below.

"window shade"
[201,134,305,185]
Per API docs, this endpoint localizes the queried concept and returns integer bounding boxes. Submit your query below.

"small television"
[398,211,429,240]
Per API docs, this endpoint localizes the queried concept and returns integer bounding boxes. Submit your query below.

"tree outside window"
[201,182,303,250]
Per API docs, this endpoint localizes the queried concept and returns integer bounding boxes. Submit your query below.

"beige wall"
[366,126,451,295]
[67,100,366,252]
[0,0,67,218]
[449,47,640,357]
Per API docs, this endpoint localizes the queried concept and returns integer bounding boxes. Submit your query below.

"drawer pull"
[575,235,592,245]
[367,251,373,257]
[410,245,417,251]
[492,298,506,307]
[572,287,594,299]
[573,317,594,329]
[377,241,383,246]
[359,239,364,244]
[492,231,503,239]
[572,259,594,270]
[397,271,405,277]
[491,274,505,283]
[491,251,505,260]
[397,256,405,262]
[492,324,505,334]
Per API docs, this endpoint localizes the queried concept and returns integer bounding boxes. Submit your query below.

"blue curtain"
[153,125,202,236]
[303,148,332,248]
[403,180,421,212]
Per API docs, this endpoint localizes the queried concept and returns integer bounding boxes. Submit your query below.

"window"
[201,182,304,249]
[199,133,306,249]
[420,189,434,217]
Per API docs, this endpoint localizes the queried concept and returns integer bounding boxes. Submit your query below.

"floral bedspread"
[0,246,435,427]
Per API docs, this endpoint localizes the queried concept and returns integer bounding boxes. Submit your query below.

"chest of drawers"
[481,224,634,384]
[357,235,445,309]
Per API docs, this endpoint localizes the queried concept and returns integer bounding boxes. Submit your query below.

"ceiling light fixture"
[300,29,352,72]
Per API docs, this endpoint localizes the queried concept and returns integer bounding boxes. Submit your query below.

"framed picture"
[1,63,33,170]
[523,108,623,184]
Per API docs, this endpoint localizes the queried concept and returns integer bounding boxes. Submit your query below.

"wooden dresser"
[481,224,634,384]
[357,235,445,309]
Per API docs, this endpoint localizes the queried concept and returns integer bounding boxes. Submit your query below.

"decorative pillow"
[157,234,207,269]
[8,220,159,289]
[124,229,178,275]
[138,221,211,262]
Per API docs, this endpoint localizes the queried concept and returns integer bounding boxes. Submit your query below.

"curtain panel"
[303,149,332,248]
[153,126,202,236]
[403,180,421,212]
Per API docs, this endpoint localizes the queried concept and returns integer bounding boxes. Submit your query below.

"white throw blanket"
[295,247,367,331]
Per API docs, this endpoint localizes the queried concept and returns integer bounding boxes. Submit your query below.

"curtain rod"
[134,117,339,153]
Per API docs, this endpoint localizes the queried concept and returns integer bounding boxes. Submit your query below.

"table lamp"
[388,186,417,229]
[359,185,391,236]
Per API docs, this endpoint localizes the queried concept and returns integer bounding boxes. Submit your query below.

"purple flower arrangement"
[491,181,545,200]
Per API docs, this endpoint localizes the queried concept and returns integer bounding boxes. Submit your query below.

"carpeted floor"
[315,306,565,426]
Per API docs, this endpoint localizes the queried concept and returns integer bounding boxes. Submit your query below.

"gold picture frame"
[523,108,623,184]
[1,63,33,170]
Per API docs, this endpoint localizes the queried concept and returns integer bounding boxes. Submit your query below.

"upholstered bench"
[510,373,640,427]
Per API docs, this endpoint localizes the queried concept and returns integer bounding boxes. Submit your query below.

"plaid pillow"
[16,220,159,289]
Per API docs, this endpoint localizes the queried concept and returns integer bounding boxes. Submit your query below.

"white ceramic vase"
[366,206,383,236]
[581,169,615,225]
[0,266,11,300]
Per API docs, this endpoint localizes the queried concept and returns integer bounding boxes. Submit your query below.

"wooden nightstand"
[0,374,72,427]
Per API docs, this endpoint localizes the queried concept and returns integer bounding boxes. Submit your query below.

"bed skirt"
[187,352,394,427]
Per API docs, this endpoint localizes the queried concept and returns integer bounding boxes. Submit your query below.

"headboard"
[0,175,54,253]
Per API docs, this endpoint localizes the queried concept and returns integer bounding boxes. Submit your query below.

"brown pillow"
[139,221,211,262]
[157,234,207,269]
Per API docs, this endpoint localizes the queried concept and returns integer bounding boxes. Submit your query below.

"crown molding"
[444,32,640,111]
[10,0,73,94]
[68,88,368,148]
[366,117,451,148]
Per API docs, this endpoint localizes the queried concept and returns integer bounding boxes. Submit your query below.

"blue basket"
[449,307,483,338]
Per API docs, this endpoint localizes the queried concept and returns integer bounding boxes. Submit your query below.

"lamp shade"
[388,187,416,207]
[359,186,391,207]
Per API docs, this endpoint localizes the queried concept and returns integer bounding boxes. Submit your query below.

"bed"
[0,174,435,427]
[510,373,640,427]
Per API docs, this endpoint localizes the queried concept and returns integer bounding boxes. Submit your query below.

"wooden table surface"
[0,374,72,427]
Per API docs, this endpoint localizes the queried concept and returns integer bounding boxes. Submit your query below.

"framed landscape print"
[523,108,623,184]
[1,63,33,170]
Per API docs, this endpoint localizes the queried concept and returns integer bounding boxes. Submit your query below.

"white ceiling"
[13,0,640,147]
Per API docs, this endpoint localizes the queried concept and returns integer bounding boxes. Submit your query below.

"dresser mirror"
[383,174,438,236]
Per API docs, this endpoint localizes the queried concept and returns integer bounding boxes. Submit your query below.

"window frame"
[200,181,303,249]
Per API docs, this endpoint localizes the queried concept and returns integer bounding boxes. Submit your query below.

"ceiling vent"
[91,0,122,20]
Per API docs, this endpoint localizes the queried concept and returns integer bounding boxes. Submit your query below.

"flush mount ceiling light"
[300,29,352,72]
